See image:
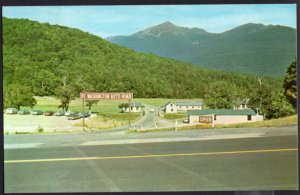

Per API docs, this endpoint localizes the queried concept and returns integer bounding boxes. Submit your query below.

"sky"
[3,4,297,38]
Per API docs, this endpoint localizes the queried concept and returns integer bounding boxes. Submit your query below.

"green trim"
[188,109,256,116]
[176,102,202,106]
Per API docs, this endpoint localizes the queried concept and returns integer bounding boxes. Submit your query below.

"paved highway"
[4,126,298,192]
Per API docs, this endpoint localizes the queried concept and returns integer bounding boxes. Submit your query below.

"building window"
[180,106,181,108]
[247,115,252,121]
[171,108,173,112]
[192,106,194,108]
[214,115,216,120]
[170,104,173,106]
[186,106,188,108]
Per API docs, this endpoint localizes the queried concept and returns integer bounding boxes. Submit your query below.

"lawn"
[163,113,187,120]
[134,98,202,107]
[77,113,140,130]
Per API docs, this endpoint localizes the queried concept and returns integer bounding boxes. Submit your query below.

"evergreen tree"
[283,61,297,110]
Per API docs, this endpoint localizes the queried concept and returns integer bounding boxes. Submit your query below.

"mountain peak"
[133,21,179,38]
[224,23,267,34]
[159,21,176,27]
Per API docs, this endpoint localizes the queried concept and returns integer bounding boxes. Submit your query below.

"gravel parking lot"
[4,114,90,133]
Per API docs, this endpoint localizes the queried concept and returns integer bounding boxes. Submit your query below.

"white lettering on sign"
[199,116,212,124]
[80,92,133,100]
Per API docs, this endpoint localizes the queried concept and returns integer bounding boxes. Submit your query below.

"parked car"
[54,110,65,116]
[183,118,189,123]
[18,110,30,115]
[31,110,43,115]
[65,111,74,116]
[79,112,91,118]
[6,108,18,114]
[67,113,81,120]
[44,111,54,116]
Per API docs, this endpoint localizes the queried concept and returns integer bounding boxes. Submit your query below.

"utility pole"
[258,77,263,115]
[128,99,131,130]
[82,99,85,131]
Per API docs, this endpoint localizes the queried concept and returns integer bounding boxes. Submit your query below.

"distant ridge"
[108,22,296,77]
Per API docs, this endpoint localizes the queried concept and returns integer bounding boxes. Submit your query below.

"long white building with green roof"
[188,109,263,125]
[164,101,203,113]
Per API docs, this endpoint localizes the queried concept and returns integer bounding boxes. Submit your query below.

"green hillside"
[3,17,281,99]
[108,22,296,77]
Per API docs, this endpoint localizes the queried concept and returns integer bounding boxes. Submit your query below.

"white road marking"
[4,143,44,149]
[80,133,265,146]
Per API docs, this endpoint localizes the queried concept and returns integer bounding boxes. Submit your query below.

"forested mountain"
[108,22,296,77]
[3,17,281,99]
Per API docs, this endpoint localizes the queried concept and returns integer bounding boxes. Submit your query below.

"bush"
[37,126,44,133]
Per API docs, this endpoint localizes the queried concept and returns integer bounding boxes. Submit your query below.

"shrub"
[37,126,44,133]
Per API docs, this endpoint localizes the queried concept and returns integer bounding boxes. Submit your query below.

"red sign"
[199,116,212,124]
[80,92,133,100]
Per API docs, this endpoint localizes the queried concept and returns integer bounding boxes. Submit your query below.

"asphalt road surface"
[4,126,298,192]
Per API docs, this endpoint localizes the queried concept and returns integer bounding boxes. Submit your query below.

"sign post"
[128,99,131,130]
[82,99,85,131]
[80,92,133,131]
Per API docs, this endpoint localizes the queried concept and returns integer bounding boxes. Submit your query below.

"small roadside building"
[120,102,144,113]
[164,101,203,113]
[164,101,177,114]
[188,109,263,125]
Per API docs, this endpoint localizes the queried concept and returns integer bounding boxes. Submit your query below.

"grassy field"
[75,113,140,129]
[135,98,202,107]
[163,113,187,120]
[24,96,124,114]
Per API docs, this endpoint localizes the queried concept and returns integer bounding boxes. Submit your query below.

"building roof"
[188,109,256,116]
[176,102,202,106]
[128,102,143,107]
[120,102,144,107]
[234,98,250,105]
[164,101,172,107]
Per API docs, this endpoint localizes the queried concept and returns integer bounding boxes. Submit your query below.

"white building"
[121,102,144,113]
[176,102,202,111]
[164,101,202,113]
[188,109,263,125]
[164,102,177,113]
